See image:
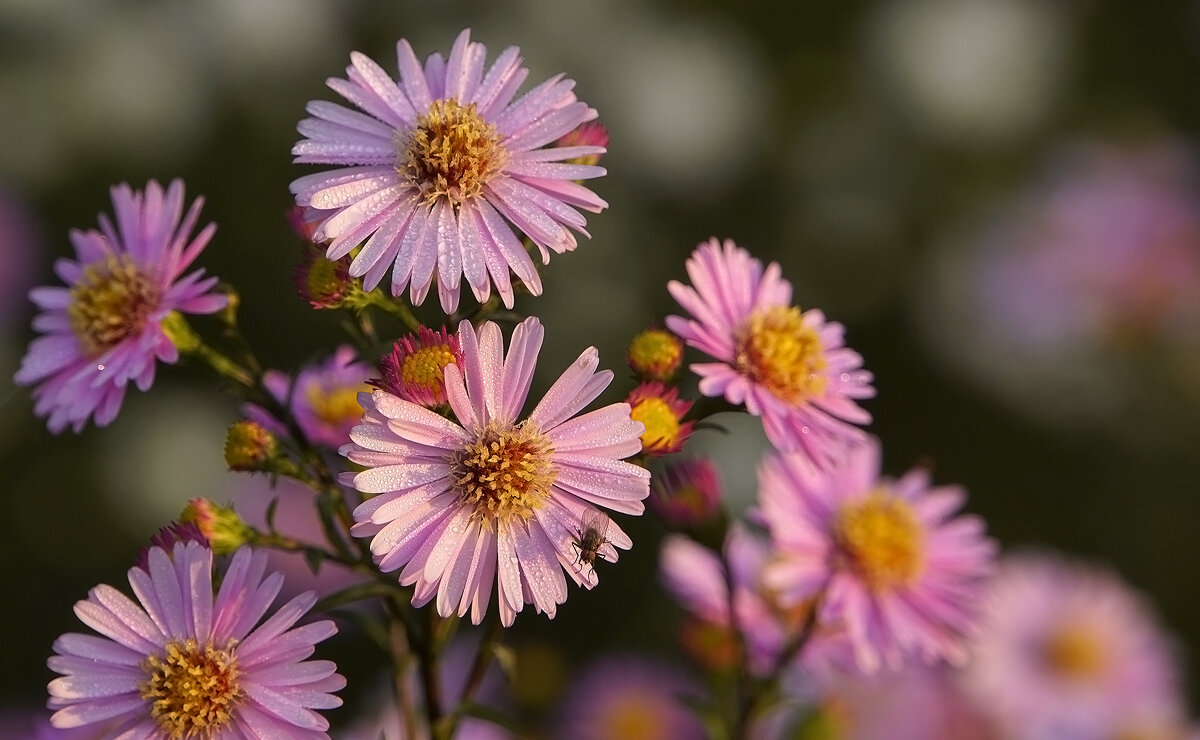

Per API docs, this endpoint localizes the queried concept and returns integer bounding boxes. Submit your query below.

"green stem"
[390,617,421,740]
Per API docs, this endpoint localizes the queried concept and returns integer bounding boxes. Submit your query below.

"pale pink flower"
[245,344,373,449]
[291,29,607,313]
[666,238,873,465]
[343,316,649,626]
[552,656,706,740]
[963,552,1187,740]
[14,180,226,433]
[47,542,344,739]
[660,526,849,678]
[757,438,996,673]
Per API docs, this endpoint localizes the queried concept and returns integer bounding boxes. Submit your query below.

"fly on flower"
[571,509,613,582]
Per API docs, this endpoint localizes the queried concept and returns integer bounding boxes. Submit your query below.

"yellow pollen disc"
[735,305,827,403]
[139,638,242,740]
[68,255,160,357]
[630,397,681,452]
[628,330,681,376]
[400,98,506,206]
[1042,624,1107,681]
[601,698,667,740]
[452,422,556,523]
[401,345,457,393]
[307,383,371,427]
[835,491,925,591]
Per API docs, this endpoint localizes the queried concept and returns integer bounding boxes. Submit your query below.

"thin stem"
[459,611,503,707]
[390,617,421,740]
[368,292,422,331]
[421,607,445,733]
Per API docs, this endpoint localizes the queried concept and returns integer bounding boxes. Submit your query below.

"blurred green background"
[2,0,1200,728]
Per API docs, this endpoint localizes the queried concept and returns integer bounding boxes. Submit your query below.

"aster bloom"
[47,542,344,739]
[343,316,650,626]
[14,179,226,433]
[370,325,464,409]
[757,438,996,673]
[246,345,373,449]
[963,553,1186,740]
[666,238,874,465]
[291,29,608,313]
[552,656,706,740]
[626,381,694,456]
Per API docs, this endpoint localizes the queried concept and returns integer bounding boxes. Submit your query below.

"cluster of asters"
[12,27,1194,740]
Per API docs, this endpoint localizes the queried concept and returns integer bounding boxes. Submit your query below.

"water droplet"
[96,363,105,371]
[840,373,850,383]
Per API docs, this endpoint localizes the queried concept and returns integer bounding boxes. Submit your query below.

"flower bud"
[293,244,358,309]
[554,121,609,167]
[651,457,723,528]
[160,311,201,354]
[180,498,252,555]
[627,382,694,456]
[224,419,278,472]
[137,521,208,569]
[371,326,464,409]
[627,327,684,381]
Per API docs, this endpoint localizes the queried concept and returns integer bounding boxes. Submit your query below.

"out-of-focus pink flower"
[666,238,874,466]
[245,344,372,449]
[963,552,1187,740]
[0,187,42,332]
[552,655,707,740]
[14,180,225,433]
[757,438,996,673]
[650,457,723,527]
[343,317,649,626]
[922,139,1200,427]
[291,29,607,312]
[47,542,344,738]
[661,526,849,677]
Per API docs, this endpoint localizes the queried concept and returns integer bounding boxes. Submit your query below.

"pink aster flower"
[757,438,996,673]
[666,238,874,465]
[14,179,226,433]
[626,381,694,456]
[343,316,650,626]
[552,656,707,740]
[245,344,373,449]
[291,29,608,313]
[370,325,464,409]
[661,525,852,678]
[963,552,1186,740]
[47,542,344,739]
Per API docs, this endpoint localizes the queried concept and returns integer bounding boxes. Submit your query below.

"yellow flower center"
[306,383,370,428]
[68,255,160,357]
[400,98,506,206]
[628,329,682,378]
[139,639,242,740]
[735,305,827,403]
[600,697,668,740]
[630,397,681,452]
[1042,624,1107,682]
[451,422,556,523]
[834,491,925,591]
[401,345,458,395]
